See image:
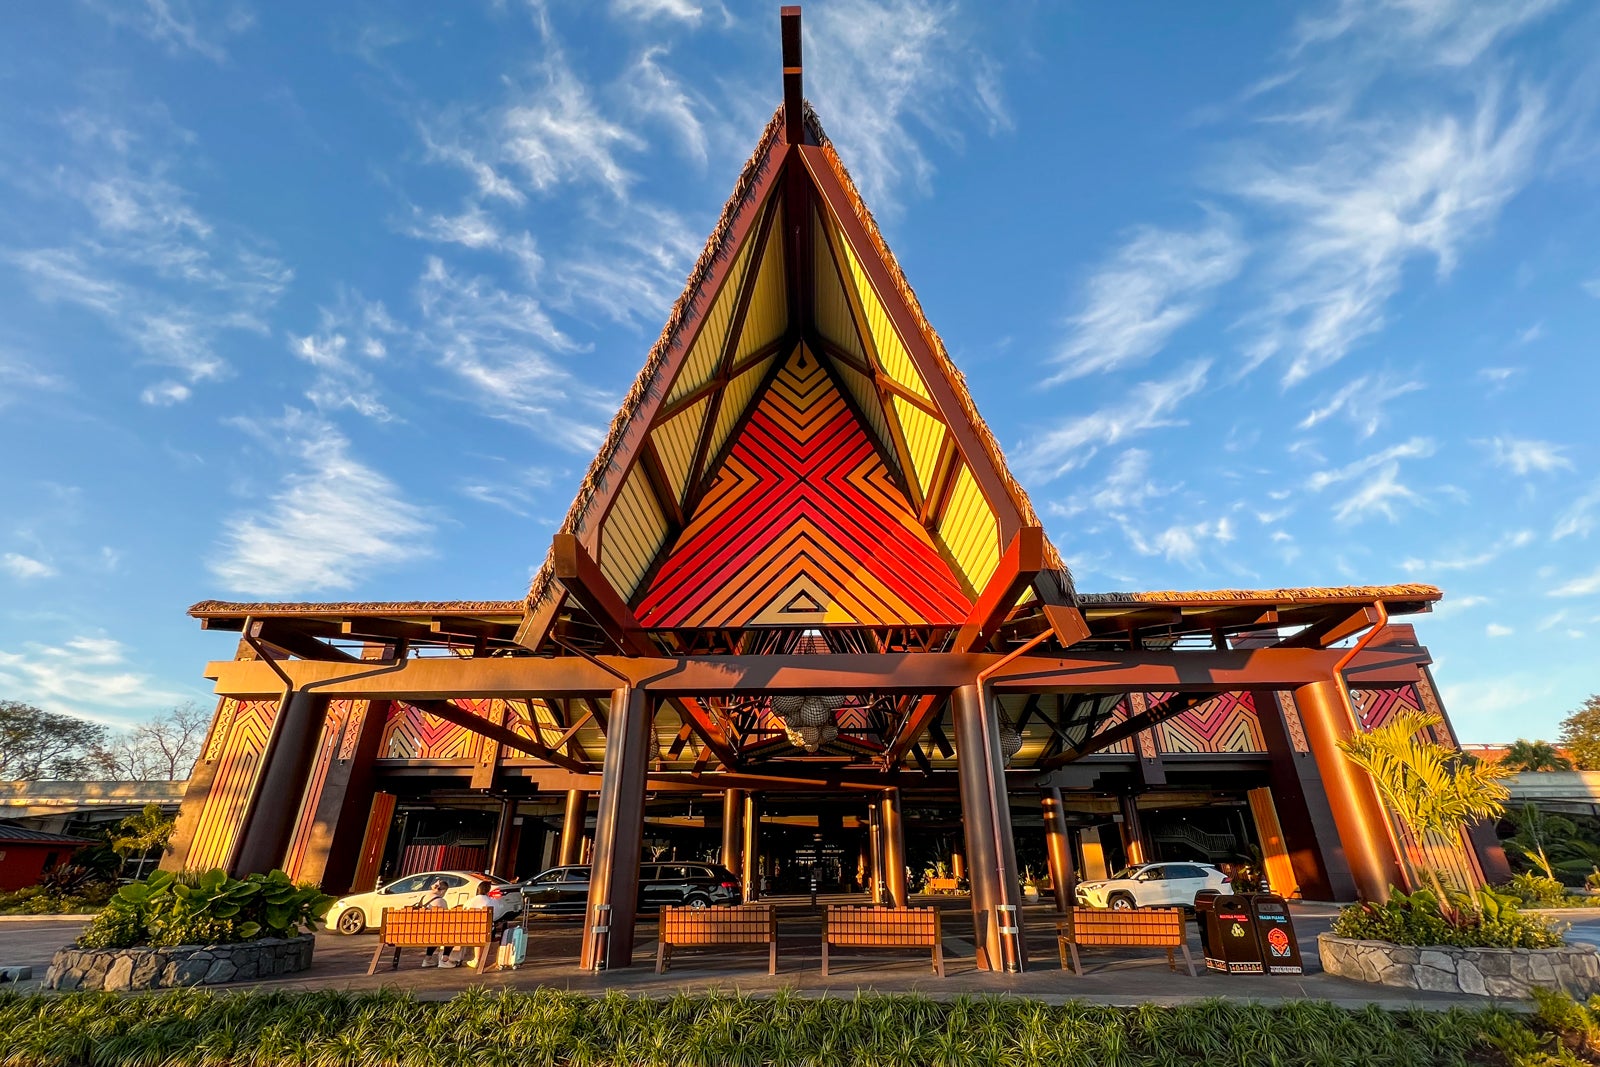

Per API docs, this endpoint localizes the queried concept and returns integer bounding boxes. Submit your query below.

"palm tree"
[1500,739,1573,773]
[111,803,176,881]
[1339,709,1512,910]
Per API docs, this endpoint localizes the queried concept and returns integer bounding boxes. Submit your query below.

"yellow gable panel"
[832,360,900,478]
[936,462,1000,594]
[891,394,943,498]
[600,464,668,597]
[650,396,709,505]
[812,207,868,361]
[736,202,787,360]
[704,353,776,468]
[839,234,931,402]
[665,216,761,406]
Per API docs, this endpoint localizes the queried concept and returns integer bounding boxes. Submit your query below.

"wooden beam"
[552,533,651,656]
[1037,693,1211,770]
[406,698,589,773]
[781,7,804,145]
[242,620,360,663]
[1273,605,1382,649]
[952,527,1045,653]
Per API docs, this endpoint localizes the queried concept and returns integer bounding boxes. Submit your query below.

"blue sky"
[1,0,1597,744]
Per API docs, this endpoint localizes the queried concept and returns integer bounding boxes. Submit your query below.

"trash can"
[1193,889,1221,966]
[1209,893,1264,974]
[1250,892,1303,975]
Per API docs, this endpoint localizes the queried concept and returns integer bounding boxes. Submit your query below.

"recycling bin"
[1192,889,1221,965]
[1207,893,1263,974]
[1250,892,1303,975]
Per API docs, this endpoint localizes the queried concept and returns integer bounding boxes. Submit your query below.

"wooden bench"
[822,905,943,977]
[923,877,960,895]
[1055,906,1194,977]
[367,907,497,976]
[655,904,777,974]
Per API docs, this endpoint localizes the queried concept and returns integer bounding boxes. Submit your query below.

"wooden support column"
[559,790,590,867]
[881,787,907,908]
[231,692,332,876]
[742,792,761,901]
[1246,787,1298,897]
[952,683,1026,972]
[1041,787,1075,912]
[1294,679,1407,902]
[721,788,746,873]
[282,698,392,892]
[581,686,651,970]
[349,792,397,893]
[1118,794,1148,866]
[491,798,519,879]
[1254,689,1345,900]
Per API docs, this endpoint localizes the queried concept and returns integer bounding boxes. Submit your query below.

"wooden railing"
[1055,906,1194,976]
[656,904,778,975]
[822,905,943,977]
[367,907,496,976]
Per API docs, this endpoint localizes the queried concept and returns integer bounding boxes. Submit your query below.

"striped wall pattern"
[635,346,974,628]
[1153,691,1268,754]
[281,698,357,880]
[380,701,477,760]
[184,698,278,871]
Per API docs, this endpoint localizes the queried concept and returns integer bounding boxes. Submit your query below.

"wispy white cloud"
[1050,216,1245,382]
[82,0,256,63]
[1304,437,1435,524]
[807,0,1010,211]
[1,553,56,581]
[1049,449,1174,518]
[1554,482,1600,540]
[1483,435,1575,475]
[1305,436,1435,491]
[139,380,191,406]
[1584,277,1600,298]
[210,409,433,596]
[1550,566,1600,598]
[1486,622,1514,637]
[624,47,709,166]
[0,634,191,721]
[1298,371,1424,437]
[1401,529,1534,574]
[1124,515,1236,567]
[1294,0,1564,70]
[286,296,405,422]
[1431,593,1490,617]
[1233,85,1548,384]
[1017,360,1210,480]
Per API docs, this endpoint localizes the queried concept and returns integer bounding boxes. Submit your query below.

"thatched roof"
[1075,583,1442,608]
[189,600,525,618]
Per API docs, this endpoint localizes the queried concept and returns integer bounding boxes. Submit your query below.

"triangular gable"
[522,98,1073,650]
[635,345,973,627]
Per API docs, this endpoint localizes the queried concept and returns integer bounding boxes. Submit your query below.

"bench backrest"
[826,906,940,947]
[379,907,493,946]
[660,904,775,945]
[1058,907,1184,947]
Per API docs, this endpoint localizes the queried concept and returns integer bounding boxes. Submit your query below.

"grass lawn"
[1,987,1588,1066]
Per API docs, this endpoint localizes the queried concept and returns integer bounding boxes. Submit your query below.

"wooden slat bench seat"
[923,877,960,895]
[1055,906,1195,976]
[368,907,496,976]
[655,904,777,974]
[822,905,943,977]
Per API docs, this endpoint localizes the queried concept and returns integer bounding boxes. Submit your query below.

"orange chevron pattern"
[185,698,277,871]
[636,347,973,627]
[1155,691,1267,754]
[380,701,476,760]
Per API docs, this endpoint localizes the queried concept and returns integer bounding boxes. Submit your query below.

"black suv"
[520,863,741,914]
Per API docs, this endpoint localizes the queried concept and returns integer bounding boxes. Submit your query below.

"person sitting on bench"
[419,879,459,968]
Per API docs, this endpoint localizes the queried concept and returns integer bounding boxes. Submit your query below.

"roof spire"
[781,6,804,144]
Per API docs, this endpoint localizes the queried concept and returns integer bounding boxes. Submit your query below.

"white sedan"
[325,870,523,934]
[1074,862,1230,911]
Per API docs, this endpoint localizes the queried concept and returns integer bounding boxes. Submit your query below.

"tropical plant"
[1339,708,1512,909]
[110,803,175,880]
[1501,739,1574,773]
[1560,694,1600,771]
[1332,886,1564,949]
[1503,804,1600,884]
[75,868,333,949]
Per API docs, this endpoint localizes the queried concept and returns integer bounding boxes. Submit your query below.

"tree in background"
[93,702,209,781]
[112,803,177,880]
[1501,739,1574,773]
[0,701,109,779]
[1340,708,1512,909]
[1560,695,1600,771]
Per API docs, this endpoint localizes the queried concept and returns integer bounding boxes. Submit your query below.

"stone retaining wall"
[1319,933,1600,999]
[46,935,314,991]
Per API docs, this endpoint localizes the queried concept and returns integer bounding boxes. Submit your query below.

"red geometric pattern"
[186,698,277,871]
[1351,685,1424,731]
[636,346,973,627]
[380,701,476,760]
[1155,691,1267,754]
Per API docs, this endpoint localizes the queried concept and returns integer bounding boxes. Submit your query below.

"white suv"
[1074,862,1229,911]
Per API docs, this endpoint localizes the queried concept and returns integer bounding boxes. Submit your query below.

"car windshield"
[1109,867,1141,880]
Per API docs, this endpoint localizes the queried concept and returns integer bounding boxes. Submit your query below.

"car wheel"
[336,908,367,935]
[685,894,711,909]
[1107,892,1136,911]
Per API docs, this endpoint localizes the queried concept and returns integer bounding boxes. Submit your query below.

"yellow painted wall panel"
[937,462,1000,592]
[600,465,667,597]
[705,354,775,466]
[665,222,758,406]
[651,397,708,503]
[891,395,944,498]
[737,203,786,360]
[833,362,899,477]
[839,235,930,401]
[812,208,868,361]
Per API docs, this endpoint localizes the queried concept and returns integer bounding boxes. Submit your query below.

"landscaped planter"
[46,934,314,991]
[1318,932,1600,999]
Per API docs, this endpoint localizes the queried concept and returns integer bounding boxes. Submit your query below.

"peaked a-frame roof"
[521,100,1074,652]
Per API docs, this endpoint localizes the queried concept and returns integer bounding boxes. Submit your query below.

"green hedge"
[0,988,1552,1067]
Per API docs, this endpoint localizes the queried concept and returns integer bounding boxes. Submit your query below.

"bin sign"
[1250,893,1303,976]
[1211,894,1263,974]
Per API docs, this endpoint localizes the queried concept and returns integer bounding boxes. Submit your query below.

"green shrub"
[1333,886,1565,949]
[0,882,113,916]
[75,868,332,949]
[1507,872,1573,906]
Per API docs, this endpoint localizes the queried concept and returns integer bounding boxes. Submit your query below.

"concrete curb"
[0,914,97,923]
